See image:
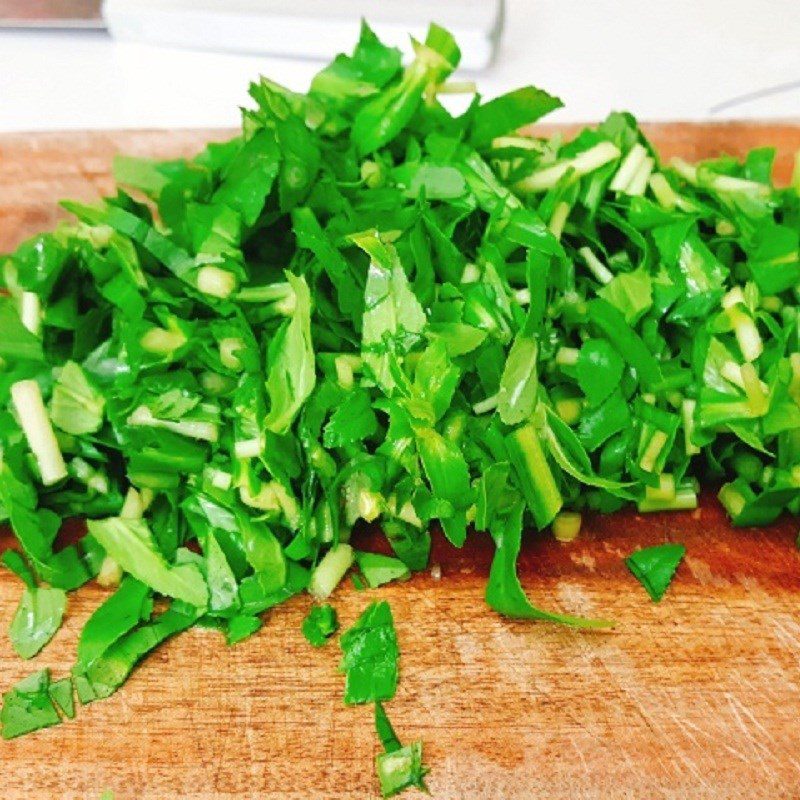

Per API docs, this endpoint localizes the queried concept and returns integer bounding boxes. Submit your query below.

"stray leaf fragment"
[625,543,686,602]
[374,703,428,798]
[339,601,399,705]
[302,603,339,647]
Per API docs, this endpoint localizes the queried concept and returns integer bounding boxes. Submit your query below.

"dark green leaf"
[1,669,62,739]
[339,601,399,705]
[354,552,410,589]
[323,388,378,448]
[301,603,339,647]
[0,298,43,362]
[575,340,625,407]
[470,86,562,148]
[213,130,280,226]
[625,543,686,601]
[486,503,613,628]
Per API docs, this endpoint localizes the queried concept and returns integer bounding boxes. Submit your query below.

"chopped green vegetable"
[48,677,75,720]
[302,603,339,647]
[74,577,153,673]
[1,550,36,588]
[79,602,199,701]
[470,86,563,149]
[11,379,68,486]
[485,503,612,628]
[376,742,427,798]
[9,585,66,659]
[575,340,624,407]
[263,272,316,435]
[625,543,686,602]
[355,551,411,589]
[226,615,262,646]
[0,24,798,788]
[0,297,44,362]
[374,702,428,797]
[1,669,62,739]
[374,701,402,753]
[49,361,105,435]
[0,443,89,591]
[505,425,563,530]
[339,601,399,705]
[308,543,354,600]
[203,529,239,614]
[87,518,208,608]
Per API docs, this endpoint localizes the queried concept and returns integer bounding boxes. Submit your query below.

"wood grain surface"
[1,125,800,800]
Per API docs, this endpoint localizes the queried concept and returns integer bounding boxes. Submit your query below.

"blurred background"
[0,0,798,131]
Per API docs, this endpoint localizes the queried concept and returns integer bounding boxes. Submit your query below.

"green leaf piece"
[263,272,316,435]
[75,577,153,674]
[486,503,613,628]
[625,543,686,602]
[339,601,399,705]
[497,334,539,425]
[49,361,105,435]
[226,615,262,646]
[79,603,200,700]
[374,701,402,753]
[355,552,411,589]
[301,603,339,647]
[48,677,75,720]
[376,741,427,798]
[87,518,208,608]
[1,669,62,739]
[0,297,44,363]
[9,586,67,660]
[470,86,563,148]
[374,702,428,797]
[576,340,625,407]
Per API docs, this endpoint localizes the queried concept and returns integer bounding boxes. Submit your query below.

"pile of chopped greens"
[1,18,800,792]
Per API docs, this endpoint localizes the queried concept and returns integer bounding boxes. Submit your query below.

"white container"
[102,0,504,70]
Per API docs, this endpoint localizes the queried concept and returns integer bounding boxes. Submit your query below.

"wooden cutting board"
[1,125,800,800]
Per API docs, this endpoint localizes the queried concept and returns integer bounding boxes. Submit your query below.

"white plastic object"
[102,0,504,70]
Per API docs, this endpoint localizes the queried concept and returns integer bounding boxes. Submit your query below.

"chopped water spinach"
[625,543,687,602]
[1,669,64,739]
[0,18,799,798]
[339,601,399,705]
[302,603,339,647]
[374,702,428,797]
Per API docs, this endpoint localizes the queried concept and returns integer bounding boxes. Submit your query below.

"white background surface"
[0,0,798,132]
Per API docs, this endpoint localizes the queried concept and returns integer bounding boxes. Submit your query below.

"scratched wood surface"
[1,126,800,800]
